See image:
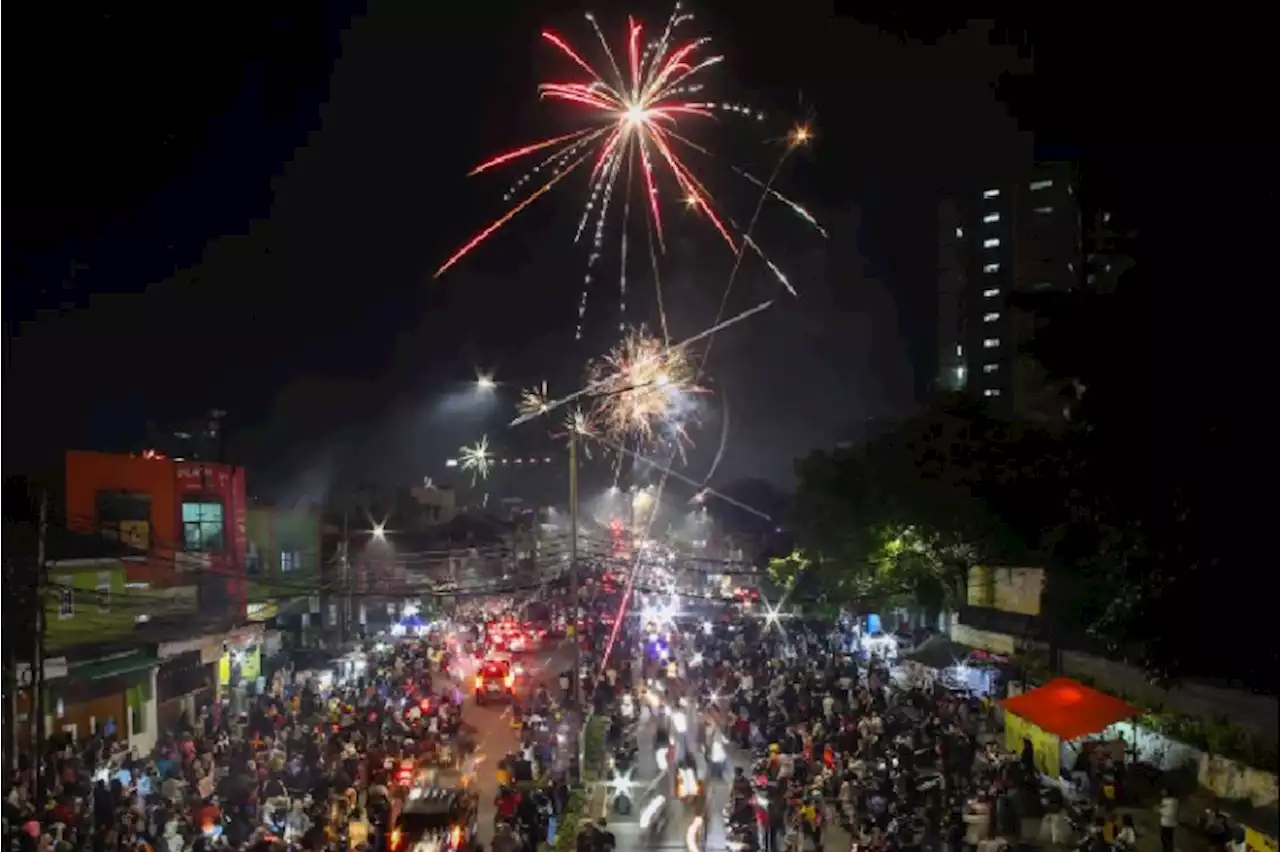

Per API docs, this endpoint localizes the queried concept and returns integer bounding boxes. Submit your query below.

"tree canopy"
[788,268,1268,692]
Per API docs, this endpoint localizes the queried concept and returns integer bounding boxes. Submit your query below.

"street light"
[372,522,387,541]
[476,373,496,391]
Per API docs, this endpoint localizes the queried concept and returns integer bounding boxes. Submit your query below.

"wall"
[246,506,321,599]
[965,566,1044,615]
[955,622,1278,744]
[127,669,159,756]
[1198,753,1279,809]
[66,450,179,587]
[67,451,248,619]
[45,560,139,650]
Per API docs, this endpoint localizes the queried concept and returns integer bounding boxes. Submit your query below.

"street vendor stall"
[897,638,1009,696]
[1000,677,1139,778]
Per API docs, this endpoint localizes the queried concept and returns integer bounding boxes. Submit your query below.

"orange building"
[65,450,248,620]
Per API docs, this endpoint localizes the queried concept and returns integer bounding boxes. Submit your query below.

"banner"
[1004,710,1060,777]
[1244,825,1277,852]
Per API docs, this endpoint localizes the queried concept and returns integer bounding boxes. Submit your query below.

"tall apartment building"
[937,162,1082,421]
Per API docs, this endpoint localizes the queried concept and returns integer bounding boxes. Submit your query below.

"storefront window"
[182,501,225,551]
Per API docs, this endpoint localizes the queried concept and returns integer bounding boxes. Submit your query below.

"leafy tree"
[790,396,1055,614]
[1015,271,1268,691]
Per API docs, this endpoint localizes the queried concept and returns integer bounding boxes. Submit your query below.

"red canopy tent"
[1001,677,1139,741]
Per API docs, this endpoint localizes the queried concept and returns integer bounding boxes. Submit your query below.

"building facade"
[937,162,1083,420]
[66,450,249,620]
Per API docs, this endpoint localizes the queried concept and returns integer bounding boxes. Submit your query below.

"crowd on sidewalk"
[671,611,1198,852]
[4,635,476,852]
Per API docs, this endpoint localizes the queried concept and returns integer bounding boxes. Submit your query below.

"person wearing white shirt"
[1158,790,1178,852]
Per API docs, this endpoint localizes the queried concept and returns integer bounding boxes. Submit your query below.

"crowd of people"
[625,606,1160,852]
[2,609,577,852]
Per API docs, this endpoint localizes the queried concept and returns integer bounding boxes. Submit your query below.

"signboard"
[246,602,279,622]
[16,658,70,684]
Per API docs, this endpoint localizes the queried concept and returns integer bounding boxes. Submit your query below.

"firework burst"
[518,381,552,420]
[458,435,494,485]
[434,4,820,340]
[585,327,705,455]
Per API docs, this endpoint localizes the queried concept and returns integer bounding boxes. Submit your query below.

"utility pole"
[32,490,49,804]
[340,503,350,646]
[568,431,582,782]
[569,433,580,687]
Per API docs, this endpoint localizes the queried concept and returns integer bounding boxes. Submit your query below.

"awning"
[905,638,978,671]
[69,652,158,682]
[1001,677,1139,741]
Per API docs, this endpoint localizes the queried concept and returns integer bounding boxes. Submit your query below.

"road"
[457,638,577,848]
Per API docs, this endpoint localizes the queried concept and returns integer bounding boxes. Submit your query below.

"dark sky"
[3,3,1260,501]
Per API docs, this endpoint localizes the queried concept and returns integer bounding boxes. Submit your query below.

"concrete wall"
[1198,752,1279,809]
[951,623,1279,745]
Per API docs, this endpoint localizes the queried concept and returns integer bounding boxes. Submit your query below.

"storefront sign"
[16,658,69,684]
[158,636,222,661]
[226,624,264,646]
[246,602,279,622]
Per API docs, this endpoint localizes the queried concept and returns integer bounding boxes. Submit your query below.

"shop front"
[155,633,225,728]
[218,624,265,713]
[25,652,158,755]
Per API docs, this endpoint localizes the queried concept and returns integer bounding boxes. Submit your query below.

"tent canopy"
[1001,677,1139,741]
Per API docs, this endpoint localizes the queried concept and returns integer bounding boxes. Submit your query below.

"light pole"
[569,431,580,680]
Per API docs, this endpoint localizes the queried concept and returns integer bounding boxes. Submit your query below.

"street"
[457,639,578,848]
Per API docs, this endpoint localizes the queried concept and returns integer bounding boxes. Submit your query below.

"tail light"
[420,698,431,711]
[474,676,483,689]
[504,673,515,688]
[450,827,463,848]
[390,829,403,850]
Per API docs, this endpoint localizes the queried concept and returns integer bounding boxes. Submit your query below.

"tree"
[790,396,1055,614]
[1015,271,1269,691]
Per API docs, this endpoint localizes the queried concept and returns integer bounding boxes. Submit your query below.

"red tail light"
[390,829,403,850]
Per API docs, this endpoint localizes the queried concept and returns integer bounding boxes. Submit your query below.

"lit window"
[983,288,1000,298]
[955,226,964,238]
[281,551,299,573]
[983,212,1000,223]
[983,263,1000,273]
[182,501,225,552]
[983,312,1000,323]
[1030,179,1053,191]
[983,363,999,374]
[1033,206,1053,214]
[1103,212,1112,224]
[983,238,1000,248]
[983,338,1000,349]
[982,189,1000,199]
[983,388,1002,397]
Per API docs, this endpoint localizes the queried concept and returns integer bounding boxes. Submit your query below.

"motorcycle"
[639,795,668,842]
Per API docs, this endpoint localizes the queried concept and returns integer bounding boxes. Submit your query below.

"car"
[473,657,515,705]
[390,787,479,852]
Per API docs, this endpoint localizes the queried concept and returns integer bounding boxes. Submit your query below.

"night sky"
[3,3,1259,502]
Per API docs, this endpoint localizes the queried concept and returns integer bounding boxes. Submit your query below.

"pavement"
[452,638,578,848]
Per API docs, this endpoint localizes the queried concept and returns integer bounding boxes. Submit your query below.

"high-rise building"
[936,162,1082,420]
